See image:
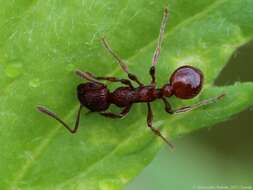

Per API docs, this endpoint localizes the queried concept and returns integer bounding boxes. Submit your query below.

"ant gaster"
[37,8,225,148]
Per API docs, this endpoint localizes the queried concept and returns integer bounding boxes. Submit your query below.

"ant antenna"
[37,105,83,133]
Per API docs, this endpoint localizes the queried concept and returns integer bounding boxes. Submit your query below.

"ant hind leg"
[147,103,174,149]
[150,7,169,85]
[162,94,225,114]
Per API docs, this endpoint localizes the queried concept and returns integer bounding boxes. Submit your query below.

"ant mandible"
[37,8,225,148]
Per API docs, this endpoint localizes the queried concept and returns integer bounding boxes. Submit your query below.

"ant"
[37,8,225,148]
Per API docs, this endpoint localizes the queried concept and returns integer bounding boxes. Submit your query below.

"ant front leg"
[150,8,169,85]
[162,94,225,114]
[101,37,144,87]
[76,70,134,89]
[147,103,174,148]
[100,105,132,119]
[37,105,83,133]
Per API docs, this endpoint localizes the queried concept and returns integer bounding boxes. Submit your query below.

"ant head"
[163,65,203,99]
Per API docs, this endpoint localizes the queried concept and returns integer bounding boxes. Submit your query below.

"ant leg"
[37,105,83,133]
[163,94,225,114]
[147,103,174,149]
[76,70,134,89]
[96,76,134,89]
[150,7,169,85]
[100,105,132,119]
[101,37,144,86]
[161,97,173,114]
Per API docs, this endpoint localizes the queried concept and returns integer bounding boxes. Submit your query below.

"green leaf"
[0,0,253,190]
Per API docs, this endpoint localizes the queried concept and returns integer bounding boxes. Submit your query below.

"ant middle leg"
[147,103,174,148]
[76,70,134,89]
[37,105,83,133]
[100,105,132,119]
[162,94,225,114]
[101,37,143,86]
[150,7,169,85]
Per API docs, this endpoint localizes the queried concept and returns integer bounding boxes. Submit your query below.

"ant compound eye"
[170,65,203,99]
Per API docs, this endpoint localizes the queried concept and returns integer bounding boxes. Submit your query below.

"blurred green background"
[126,42,253,190]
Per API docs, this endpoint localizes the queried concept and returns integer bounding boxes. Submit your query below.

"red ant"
[37,8,224,148]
